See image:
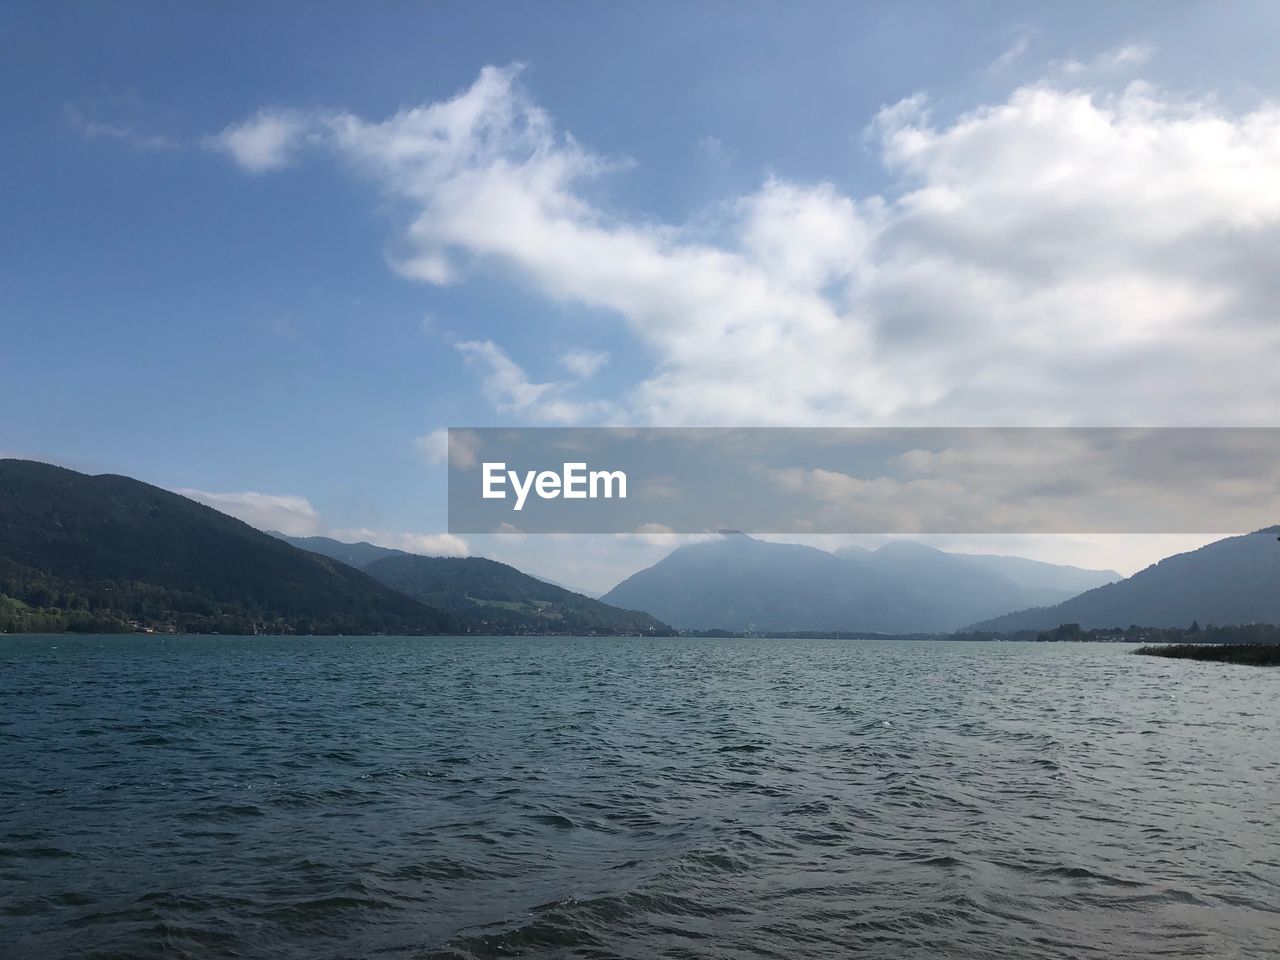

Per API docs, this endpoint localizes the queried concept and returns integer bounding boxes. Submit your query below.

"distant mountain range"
[969,529,1280,631]
[276,534,673,636]
[6,457,1275,638]
[0,459,456,635]
[601,533,1119,633]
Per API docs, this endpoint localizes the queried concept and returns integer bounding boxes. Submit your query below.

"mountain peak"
[604,534,1117,633]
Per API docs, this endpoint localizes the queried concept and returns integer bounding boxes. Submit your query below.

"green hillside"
[969,529,1280,632]
[0,459,457,635]
[363,554,675,636]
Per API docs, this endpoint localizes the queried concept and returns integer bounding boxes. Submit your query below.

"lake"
[2,635,1277,958]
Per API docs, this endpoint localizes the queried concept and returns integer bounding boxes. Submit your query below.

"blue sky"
[5,3,1280,591]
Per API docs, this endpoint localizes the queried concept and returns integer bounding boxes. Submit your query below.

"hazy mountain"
[0,459,456,635]
[602,534,914,632]
[362,554,675,635]
[970,529,1280,632]
[603,535,1118,633]
[947,551,1120,599]
[835,542,1118,608]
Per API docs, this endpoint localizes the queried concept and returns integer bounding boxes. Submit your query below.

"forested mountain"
[969,529,1280,632]
[277,534,673,635]
[362,554,673,635]
[0,459,456,634]
[271,534,405,569]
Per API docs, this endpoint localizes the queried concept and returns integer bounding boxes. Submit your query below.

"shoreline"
[1133,643,1280,666]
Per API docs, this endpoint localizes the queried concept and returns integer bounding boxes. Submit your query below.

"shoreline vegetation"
[1133,643,1280,666]
[685,623,1280,644]
[9,620,1280,646]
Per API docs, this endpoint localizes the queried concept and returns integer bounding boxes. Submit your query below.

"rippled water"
[2,636,1277,959]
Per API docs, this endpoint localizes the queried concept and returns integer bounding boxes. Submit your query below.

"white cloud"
[329,527,470,557]
[456,339,613,423]
[628,524,725,548]
[1057,44,1155,76]
[414,427,482,468]
[986,27,1034,73]
[207,108,313,173]
[560,347,609,379]
[414,429,450,465]
[1103,45,1154,68]
[177,486,469,556]
[215,63,1280,432]
[177,488,322,536]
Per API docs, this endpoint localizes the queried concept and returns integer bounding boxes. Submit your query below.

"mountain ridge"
[969,529,1280,631]
[275,533,674,635]
[0,459,456,634]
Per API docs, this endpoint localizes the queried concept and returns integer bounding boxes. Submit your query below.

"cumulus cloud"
[206,108,314,173]
[177,489,322,535]
[213,62,1280,429]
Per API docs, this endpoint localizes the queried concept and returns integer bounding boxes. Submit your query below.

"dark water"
[2,636,1277,959]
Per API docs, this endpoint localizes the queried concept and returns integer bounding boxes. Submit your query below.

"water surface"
[2,636,1277,958]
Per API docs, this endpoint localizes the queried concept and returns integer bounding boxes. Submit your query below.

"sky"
[4,2,1280,593]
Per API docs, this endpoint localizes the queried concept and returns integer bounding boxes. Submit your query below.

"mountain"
[271,533,405,569]
[945,551,1121,600]
[835,541,1118,609]
[0,459,456,635]
[602,535,1118,633]
[604,534,916,632]
[970,529,1280,632]
[275,533,674,635]
[361,554,675,635]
